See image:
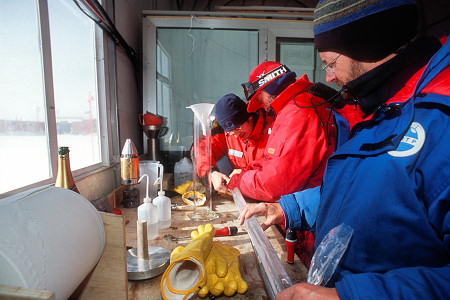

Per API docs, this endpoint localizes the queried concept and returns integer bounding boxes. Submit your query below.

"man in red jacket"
[195,93,274,194]
[228,62,336,201]
[227,62,337,266]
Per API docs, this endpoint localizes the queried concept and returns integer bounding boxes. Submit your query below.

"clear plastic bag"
[307,223,353,286]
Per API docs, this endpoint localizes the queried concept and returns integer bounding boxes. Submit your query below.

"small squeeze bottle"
[152,164,171,229]
[137,174,158,240]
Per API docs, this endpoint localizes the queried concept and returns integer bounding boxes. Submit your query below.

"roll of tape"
[0,185,105,299]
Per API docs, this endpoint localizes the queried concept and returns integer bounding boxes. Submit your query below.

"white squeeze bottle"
[137,174,158,240]
[153,164,171,229]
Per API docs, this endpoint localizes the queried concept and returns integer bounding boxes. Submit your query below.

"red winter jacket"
[196,109,274,177]
[227,74,336,202]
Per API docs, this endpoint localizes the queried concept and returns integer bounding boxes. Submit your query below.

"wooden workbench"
[121,193,308,299]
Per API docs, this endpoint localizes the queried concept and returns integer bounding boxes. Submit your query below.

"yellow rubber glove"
[191,225,248,298]
[190,224,215,239]
[174,181,206,195]
[198,242,248,297]
[173,180,194,195]
[160,224,214,300]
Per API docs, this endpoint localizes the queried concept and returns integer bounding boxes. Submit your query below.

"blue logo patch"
[388,122,425,157]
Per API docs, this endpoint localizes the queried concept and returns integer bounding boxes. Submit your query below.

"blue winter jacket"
[279,36,450,299]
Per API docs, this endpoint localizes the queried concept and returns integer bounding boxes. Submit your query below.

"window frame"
[142,14,316,155]
[1,0,116,196]
[143,15,315,112]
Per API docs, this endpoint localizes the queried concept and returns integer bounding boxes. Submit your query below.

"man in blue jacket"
[238,0,450,299]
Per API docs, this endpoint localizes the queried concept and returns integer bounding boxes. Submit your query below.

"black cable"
[292,85,346,146]
[324,100,339,146]
[73,0,143,110]
[312,103,324,127]
[73,0,137,65]
[91,0,136,59]
[293,86,345,109]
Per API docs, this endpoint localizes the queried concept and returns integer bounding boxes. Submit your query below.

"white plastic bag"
[307,223,353,286]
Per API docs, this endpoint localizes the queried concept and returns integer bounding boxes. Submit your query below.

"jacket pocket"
[265,139,285,158]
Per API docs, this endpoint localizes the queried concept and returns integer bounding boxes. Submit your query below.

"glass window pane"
[277,37,332,87]
[48,0,101,170]
[0,0,50,194]
[155,28,258,168]
[277,38,316,81]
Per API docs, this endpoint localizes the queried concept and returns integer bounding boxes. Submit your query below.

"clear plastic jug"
[174,157,193,187]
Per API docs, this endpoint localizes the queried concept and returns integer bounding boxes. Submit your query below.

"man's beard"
[344,60,366,85]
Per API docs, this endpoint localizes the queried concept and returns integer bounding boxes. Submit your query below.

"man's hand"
[229,168,242,179]
[275,283,340,300]
[238,202,285,230]
[210,171,231,194]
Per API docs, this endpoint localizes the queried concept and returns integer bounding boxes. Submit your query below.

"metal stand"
[143,125,168,161]
[126,246,170,280]
[127,220,170,280]
[188,206,219,221]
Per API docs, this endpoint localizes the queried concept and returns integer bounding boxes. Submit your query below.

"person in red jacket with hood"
[227,61,337,267]
[228,61,336,201]
[195,93,274,194]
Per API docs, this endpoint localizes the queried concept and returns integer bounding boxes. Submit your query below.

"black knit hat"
[215,94,252,131]
[314,0,418,62]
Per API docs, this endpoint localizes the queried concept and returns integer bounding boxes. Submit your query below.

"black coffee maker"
[143,125,167,161]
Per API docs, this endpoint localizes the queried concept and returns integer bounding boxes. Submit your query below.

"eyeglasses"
[322,54,341,74]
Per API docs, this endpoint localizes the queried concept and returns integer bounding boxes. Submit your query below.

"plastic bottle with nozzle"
[152,164,171,229]
[137,174,158,240]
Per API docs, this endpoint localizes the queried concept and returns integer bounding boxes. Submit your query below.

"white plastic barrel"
[0,185,105,300]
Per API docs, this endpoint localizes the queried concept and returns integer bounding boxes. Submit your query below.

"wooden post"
[137,220,149,260]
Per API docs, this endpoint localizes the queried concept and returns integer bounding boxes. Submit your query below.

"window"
[156,43,173,147]
[143,15,327,170]
[277,38,331,87]
[49,0,102,169]
[155,28,258,161]
[0,0,107,195]
[277,38,317,81]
